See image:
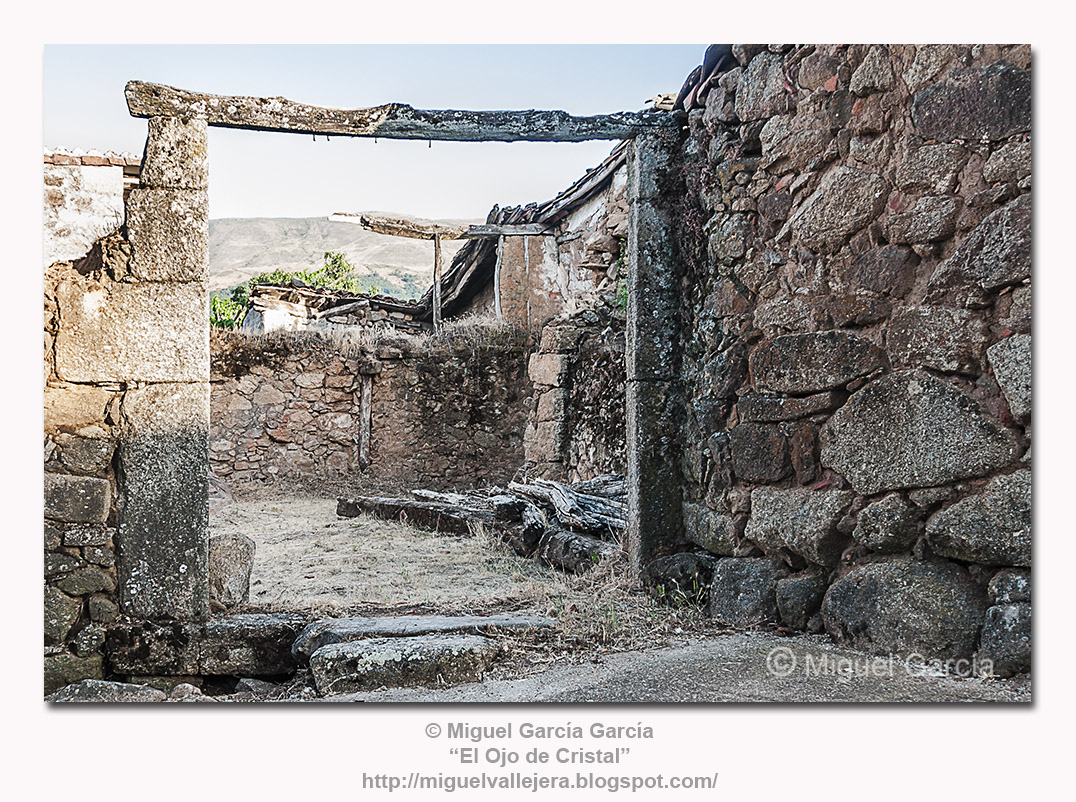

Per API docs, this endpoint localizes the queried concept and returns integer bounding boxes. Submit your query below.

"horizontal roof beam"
[126,81,677,142]
[329,212,468,240]
[459,223,551,238]
[330,214,553,240]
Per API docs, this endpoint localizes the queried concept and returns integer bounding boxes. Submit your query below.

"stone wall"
[672,44,1031,673]
[44,122,211,693]
[210,328,532,492]
[462,163,628,332]
[43,356,121,693]
[524,307,626,482]
[43,150,140,268]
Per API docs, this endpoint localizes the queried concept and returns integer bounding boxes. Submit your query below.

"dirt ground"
[209,495,554,617]
[209,490,717,666]
[204,491,1031,703]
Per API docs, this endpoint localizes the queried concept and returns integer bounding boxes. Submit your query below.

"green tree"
[210,251,367,329]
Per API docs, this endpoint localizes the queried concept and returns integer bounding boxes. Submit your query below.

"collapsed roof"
[413,139,629,322]
[246,139,630,326]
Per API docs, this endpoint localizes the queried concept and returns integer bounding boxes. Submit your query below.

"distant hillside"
[208,216,477,300]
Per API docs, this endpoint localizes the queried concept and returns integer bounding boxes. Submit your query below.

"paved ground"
[326,631,1031,703]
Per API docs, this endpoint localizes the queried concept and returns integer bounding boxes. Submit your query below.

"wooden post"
[357,374,373,470]
[523,235,531,330]
[433,232,443,333]
[494,234,504,321]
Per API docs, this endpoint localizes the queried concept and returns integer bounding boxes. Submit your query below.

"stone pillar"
[116,117,210,620]
[625,130,684,573]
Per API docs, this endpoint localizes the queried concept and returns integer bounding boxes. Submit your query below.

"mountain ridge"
[209,215,478,299]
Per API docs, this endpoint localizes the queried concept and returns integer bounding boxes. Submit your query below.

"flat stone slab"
[820,370,1019,494]
[106,621,202,675]
[749,331,887,395]
[293,614,553,664]
[309,634,502,696]
[47,679,167,703]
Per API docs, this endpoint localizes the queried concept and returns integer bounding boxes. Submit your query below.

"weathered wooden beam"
[493,235,504,322]
[312,300,369,320]
[538,527,622,574]
[461,223,550,238]
[249,295,317,319]
[356,375,372,470]
[337,496,497,536]
[126,81,676,142]
[433,233,443,332]
[329,212,468,240]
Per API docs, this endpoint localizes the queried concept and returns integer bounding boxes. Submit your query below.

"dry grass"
[328,325,424,357]
[210,493,726,674]
[211,496,552,617]
[329,313,528,357]
[220,313,528,359]
[501,540,723,667]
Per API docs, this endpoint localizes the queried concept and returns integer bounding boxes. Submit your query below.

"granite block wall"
[670,44,1031,673]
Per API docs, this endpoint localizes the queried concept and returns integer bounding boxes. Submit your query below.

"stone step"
[106,613,309,677]
[292,613,553,664]
[47,679,167,703]
[309,634,501,696]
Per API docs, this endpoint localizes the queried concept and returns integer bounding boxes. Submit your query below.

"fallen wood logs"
[508,478,626,533]
[337,475,628,572]
[336,496,497,536]
[538,528,622,574]
[570,474,627,499]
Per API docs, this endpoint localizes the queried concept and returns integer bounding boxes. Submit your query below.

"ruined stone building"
[43,45,1031,695]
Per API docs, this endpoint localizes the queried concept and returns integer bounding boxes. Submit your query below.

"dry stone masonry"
[210,328,530,491]
[523,308,626,482]
[43,120,210,693]
[671,43,1031,675]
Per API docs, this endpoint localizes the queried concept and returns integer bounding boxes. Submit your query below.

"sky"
[44,45,705,220]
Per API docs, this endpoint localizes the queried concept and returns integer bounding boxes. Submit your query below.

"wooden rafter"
[329,212,468,240]
[460,223,550,238]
